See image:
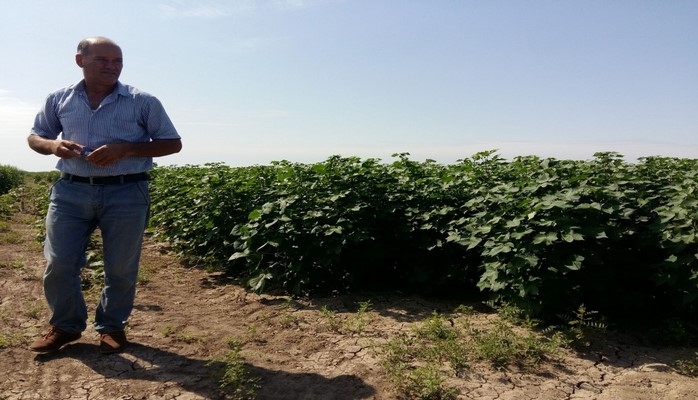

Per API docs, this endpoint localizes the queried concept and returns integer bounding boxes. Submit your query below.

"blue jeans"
[42,179,150,334]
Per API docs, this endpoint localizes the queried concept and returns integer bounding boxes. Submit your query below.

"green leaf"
[510,228,534,239]
[324,226,343,235]
[228,250,248,261]
[533,232,558,245]
[505,218,521,228]
[489,243,513,255]
[518,254,539,267]
[445,231,462,242]
[561,231,584,243]
[464,236,482,250]
[565,255,585,270]
[248,273,273,293]
[248,209,262,220]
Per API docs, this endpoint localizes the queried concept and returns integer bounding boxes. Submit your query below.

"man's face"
[77,43,123,88]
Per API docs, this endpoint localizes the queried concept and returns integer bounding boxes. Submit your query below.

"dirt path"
[1,210,697,399]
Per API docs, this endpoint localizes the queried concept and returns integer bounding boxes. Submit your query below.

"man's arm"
[85,139,182,166]
[116,139,182,158]
[27,134,82,159]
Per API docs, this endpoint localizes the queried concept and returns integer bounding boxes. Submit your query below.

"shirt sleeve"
[30,94,62,139]
[142,96,181,141]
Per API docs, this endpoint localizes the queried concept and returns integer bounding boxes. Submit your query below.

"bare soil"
[1,209,697,399]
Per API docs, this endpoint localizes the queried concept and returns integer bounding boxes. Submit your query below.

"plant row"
[149,152,698,332]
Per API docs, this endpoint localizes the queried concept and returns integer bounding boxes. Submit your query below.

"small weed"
[405,365,458,400]
[556,304,607,347]
[674,353,698,377]
[415,312,458,341]
[469,318,566,370]
[453,304,474,315]
[137,263,155,284]
[137,272,150,284]
[0,259,24,269]
[208,339,261,400]
[161,325,176,337]
[343,300,373,334]
[495,302,539,328]
[0,231,22,244]
[279,297,295,309]
[278,312,299,328]
[382,331,460,399]
[319,305,342,332]
[244,323,260,343]
[25,302,43,319]
[414,312,469,374]
[319,302,373,334]
[178,331,200,344]
[0,332,22,349]
[160,325,199,343]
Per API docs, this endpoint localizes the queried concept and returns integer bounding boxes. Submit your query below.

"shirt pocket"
[110,108,147,142]
[58,109,90,142]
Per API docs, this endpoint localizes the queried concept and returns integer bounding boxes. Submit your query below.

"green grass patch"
[381,306,569,398]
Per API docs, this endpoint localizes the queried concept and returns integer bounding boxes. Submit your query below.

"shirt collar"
[75,80,127,97]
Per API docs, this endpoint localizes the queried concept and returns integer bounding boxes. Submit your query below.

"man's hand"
[84,144,128,166]
[55,141,85,159]
[27,135,85,159]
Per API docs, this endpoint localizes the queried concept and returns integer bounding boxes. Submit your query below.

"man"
[27,36,182,354]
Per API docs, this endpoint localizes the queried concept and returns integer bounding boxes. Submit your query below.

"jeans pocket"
[135,181,150,205]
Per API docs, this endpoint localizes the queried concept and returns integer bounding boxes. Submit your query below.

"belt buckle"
[89,176,96,185]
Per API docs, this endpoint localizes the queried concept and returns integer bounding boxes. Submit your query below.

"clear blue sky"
[1,0,697,172]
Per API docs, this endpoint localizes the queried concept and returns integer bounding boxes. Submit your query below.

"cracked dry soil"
[1,210,698,399]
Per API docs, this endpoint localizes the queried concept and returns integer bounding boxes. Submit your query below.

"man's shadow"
[36,341,376,400]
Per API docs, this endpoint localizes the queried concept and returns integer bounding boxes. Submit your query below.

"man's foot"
[99,331,128,354]
[29,327,81,353]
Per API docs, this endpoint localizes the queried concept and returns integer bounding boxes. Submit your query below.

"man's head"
[75,37,123,90]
